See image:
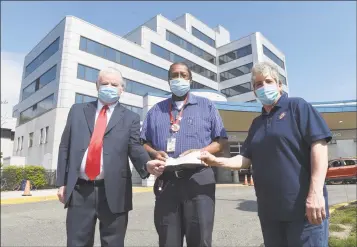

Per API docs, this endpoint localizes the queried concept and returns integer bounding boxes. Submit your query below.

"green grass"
[329,224,345,232]
[329,203,357,247]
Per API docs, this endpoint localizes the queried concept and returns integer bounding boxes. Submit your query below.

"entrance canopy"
[215,100,357,132]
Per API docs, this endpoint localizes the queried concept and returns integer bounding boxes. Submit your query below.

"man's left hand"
[179,149,201,157]
[306,191,326,225]
[146,160,166,177]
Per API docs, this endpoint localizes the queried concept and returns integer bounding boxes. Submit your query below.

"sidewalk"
[1,183,245,205]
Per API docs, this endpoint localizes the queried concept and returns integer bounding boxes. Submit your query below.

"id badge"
[166,137,176,153]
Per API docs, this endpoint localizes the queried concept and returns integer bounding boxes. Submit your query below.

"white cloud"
[1,51,25,130]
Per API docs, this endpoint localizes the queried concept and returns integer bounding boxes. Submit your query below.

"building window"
[166,31,216,64]
[20,136,23,150]
[219,45,252,65]
[229,142,242,157]
[247,99,257,103]
[76,64,170,96]
[79,36,168,81]
[25,38,60,77]
[45,126,49,144]
[151,43,217,82]
[220,63,253,82]
[279,73,287,85]
[192,27,215,48]
[22,65,57,101]
[126,78,169,96]
[263,45,285,70]
[75,93,97,104]
[191,81,212,90]
[19,94,55,125]
[220,82,252,97]
[40,128,44,144]
[28,132,34,148]
[77,64,99,83]
[122,104,143,121]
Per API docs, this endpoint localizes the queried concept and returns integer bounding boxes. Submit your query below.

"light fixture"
[339,121,343,123]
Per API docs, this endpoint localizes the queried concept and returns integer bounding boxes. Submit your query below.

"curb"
[1,187,154,205]
[1,184,247,205]
[329,200,357,214]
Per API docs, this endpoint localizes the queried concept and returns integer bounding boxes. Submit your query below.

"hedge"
[2,165,47,190]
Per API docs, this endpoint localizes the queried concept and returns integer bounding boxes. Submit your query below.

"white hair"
[97,67,126,87]
[251,62,281,85]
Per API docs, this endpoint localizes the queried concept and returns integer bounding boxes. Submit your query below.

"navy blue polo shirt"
[140,93,227,158]
[242,94,332,221]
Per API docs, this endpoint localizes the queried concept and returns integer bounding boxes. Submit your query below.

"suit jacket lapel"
[84,101,97,134]
[105,104,125,135]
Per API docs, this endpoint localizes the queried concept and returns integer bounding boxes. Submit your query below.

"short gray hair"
[251,62,280,85]
[97,67,126,87]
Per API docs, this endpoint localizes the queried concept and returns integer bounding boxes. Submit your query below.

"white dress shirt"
[79,101,118,180]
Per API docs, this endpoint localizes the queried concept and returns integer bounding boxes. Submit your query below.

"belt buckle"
[174,170,183,178]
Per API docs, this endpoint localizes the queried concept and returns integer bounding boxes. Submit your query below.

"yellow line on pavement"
[1,184,248,205]
[1,187,154,205]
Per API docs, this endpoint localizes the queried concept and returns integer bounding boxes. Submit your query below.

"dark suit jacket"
[56,101,150,213]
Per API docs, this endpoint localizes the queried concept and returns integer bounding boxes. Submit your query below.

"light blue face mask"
[255,83,280,105]
[98,85,120,104]
[169,78,191,97]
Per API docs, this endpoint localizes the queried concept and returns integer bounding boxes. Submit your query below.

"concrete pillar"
[232,170,239,183]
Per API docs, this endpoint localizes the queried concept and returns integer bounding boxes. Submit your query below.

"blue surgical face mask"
[255,83,280,105]
[169,78,190,97]
[98,85,120,104]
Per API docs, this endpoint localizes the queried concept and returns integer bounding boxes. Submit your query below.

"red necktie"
[85,105,108,180]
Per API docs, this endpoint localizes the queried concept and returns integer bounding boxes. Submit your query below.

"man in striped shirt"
[140,62,227,247]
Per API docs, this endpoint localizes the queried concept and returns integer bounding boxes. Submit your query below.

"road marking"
[1,184,248,205]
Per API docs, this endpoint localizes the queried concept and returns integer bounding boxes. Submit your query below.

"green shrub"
[24,166,46,189]
[2,166,24,190]
[2,165,47,190]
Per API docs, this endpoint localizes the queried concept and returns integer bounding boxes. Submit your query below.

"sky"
[1,1,356,128]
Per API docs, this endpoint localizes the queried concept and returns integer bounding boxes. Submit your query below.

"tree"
[1,100,11,127]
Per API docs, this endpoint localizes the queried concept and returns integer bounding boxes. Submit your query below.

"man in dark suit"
[56,67,165,247]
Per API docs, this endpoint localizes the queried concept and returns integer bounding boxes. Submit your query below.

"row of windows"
[220,82,252,97]
[166,31,216,64]
[19,94,55,126]
[220,63,253,82]
[263,45,285,70]
[25,38,60,77]
[219,45,252,65]
[79,36,168,81]
[75,93,144,121]
[151,43,217,81]
[15,127,49,151]
[22,65,57,101]
[77,64,169,96]
[192,27,215,48]
[279,73,287,85]
[191,81,213,90]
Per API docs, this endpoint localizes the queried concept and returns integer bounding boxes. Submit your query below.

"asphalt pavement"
[1,184,356,247]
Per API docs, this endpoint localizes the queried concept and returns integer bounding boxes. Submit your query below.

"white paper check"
[165,151,203,167]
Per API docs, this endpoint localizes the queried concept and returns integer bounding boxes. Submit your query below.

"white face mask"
[169,78,190,97]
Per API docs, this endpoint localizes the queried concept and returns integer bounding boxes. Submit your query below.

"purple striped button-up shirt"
[140,93,227,158]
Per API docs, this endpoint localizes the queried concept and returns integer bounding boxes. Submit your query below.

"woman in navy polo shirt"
[200,62,332,247]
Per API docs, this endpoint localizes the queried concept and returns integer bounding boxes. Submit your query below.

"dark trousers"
[153,168,216,247]
[66,180,128,247]
[259,216,329,247]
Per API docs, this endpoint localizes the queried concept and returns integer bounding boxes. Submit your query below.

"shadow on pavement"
[235,199,258,212]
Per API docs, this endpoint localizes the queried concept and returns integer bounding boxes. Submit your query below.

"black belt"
[160,167,206,180]
[76,178,105,187]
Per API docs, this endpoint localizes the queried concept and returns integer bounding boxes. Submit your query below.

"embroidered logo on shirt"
[278,112,286,120]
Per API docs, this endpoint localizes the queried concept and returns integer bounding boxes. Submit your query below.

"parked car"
[326,157,357,185]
